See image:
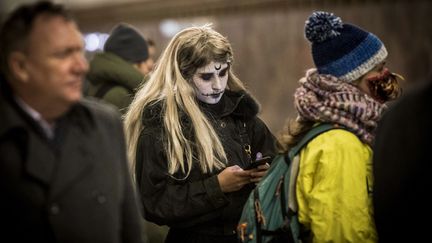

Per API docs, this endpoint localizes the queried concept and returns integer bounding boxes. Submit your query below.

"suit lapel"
[25,134,56,185]
[1,96,56,186]
[49,121,97,199]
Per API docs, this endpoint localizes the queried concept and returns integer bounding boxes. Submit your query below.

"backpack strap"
[283,123,341,242]
[287,123,337,161]
[250,124,342,243]
[253,189,263,243]
[284,123,340,213]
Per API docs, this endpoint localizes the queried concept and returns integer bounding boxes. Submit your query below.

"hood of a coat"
[87,52,145,91]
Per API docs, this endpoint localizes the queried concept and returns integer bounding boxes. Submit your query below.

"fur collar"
[141,90,260,127]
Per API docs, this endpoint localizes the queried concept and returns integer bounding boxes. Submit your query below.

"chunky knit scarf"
[294,69,386,145]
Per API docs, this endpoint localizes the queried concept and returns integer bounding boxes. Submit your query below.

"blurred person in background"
[124,25,278,243]
[86,23,154,114]
[373,77,432,243]
[146,38,157,69]
[278,11,402,242]
[0,1,145,242]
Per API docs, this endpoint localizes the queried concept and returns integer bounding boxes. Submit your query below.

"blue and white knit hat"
[305,11,387,82]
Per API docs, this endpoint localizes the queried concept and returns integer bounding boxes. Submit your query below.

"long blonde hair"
[124,25,246,178]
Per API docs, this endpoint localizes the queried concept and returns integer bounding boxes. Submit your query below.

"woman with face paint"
[278,12,402,242]
[124,25,278,243]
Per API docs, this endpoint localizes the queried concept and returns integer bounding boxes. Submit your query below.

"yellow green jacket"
[296,129,377,243]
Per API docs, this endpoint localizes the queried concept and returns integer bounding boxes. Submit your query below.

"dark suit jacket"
[373,80,432,243]
[0,87,145,243]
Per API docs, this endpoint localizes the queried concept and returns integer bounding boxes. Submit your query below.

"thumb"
[231,165,243,171]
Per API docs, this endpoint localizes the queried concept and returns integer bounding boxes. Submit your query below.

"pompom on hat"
[104,23,149,63]
[305,11,387,82]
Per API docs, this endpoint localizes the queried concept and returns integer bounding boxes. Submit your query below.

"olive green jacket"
[86,52,147,114]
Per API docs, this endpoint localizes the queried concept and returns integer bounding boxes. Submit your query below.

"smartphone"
[245,156,271,170]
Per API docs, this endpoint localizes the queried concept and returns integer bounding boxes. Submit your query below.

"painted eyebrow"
[197,65,229,74]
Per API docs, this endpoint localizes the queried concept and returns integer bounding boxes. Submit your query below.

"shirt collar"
[14,96,56,139]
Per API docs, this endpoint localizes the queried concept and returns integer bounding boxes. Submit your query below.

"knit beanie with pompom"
[305,11,387,82]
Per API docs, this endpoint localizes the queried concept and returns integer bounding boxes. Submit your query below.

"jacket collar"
[199,90,260,120]
[1,82,97,190]
[141,90,260,128]
[87,52,146,91]
[0,77,96,139]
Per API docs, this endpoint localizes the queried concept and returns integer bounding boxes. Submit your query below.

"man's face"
[18,15,88,107]
[135,58,154,76]
[192,61,229,104]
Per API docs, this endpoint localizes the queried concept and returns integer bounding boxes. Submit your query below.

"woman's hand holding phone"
[246,156,271,183]
[245,156,271,170]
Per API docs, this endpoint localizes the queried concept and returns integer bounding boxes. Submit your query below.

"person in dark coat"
[0,2,145,243]
[124,25,278,243]
[373,78,432,243]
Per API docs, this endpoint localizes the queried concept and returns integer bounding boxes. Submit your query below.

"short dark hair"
[0,1,73,75]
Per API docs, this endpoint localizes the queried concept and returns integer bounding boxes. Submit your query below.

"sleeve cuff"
[203,175,229,208]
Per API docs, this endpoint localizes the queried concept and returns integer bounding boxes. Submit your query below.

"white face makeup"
[192,61,229,104]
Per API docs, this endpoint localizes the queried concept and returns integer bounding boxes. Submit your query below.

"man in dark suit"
[373,78,432,242]
[0,1,145,242]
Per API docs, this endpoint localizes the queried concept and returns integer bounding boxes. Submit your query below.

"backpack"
[237,123,339,243]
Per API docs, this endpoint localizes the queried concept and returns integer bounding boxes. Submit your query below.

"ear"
[8,51,30,83]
